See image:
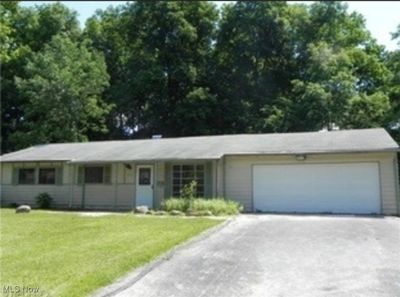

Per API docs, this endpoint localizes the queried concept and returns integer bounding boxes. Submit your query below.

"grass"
[0,209,222,297]
[162,197,243,215]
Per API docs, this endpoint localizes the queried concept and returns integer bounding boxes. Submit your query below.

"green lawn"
[0,209,222,297]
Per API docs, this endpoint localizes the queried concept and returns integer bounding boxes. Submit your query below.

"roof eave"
[0,159,71,163]
[222,148,400,157]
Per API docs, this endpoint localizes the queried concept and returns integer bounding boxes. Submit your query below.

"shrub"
[162,197,242,216]
[35,192,53,209]
[191,198,243,215]
[162,198,190,212]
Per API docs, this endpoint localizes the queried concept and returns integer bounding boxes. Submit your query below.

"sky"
[21,1,399,51]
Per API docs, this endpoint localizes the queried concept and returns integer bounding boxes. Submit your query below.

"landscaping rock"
[146,210,156,215]
[170,210,184,216]
[155,210,167,216]
[135,206,149,214]
[16,205,31,214]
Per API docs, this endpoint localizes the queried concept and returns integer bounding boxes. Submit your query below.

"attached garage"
[253,163,381,214]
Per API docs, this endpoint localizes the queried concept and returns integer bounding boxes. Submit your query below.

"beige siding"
[224,153,399,215]
[216,158,224,197]
[1,185,70,207]
[1,163,13,184]
[155,162,165,208]
[71,185,83,207]
[116,184,135,209]
[125,163,135,184]
[1,162,72,207]
[0,161,138,210]
[117,163,125,184]
[85,185,114,208]
[211,160,218,196]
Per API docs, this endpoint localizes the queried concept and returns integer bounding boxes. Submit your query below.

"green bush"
[162,198,190,212]
[35,192,53,209]
[162,197,242,216]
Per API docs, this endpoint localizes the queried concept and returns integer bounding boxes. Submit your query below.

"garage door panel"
[253,163,380,214]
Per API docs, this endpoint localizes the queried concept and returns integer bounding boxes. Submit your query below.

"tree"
[280,2,391,131]
[213,1,295,133]
[385,25,400,141]
[1,2,81,152]
[2,1,398,150]
[85,4,131,139]
[86,1,219,138]
[10,35,111,148]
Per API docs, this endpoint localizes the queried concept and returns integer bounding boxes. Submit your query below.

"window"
[39,168,56,184]
[138,168,151,185]
[172,164,204,197]
[18,168,35,184]
[85,166,103,183]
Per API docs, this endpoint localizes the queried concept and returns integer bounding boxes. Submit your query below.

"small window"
[18,168,35,184]
[139,168,151,185]
[85,167,103,183]
[39,168,56,184]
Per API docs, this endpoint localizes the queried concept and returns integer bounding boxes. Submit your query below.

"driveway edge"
[91,217,235,297]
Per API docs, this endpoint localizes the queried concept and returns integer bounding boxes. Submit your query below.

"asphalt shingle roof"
[1,128,398,163]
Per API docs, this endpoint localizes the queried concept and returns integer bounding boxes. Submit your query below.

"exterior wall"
[216,158,224,197]
[1,162,72,208]
[155,162,165,209]
[4,153,395,214]
[1,162,138,210]
[224,152,399,215]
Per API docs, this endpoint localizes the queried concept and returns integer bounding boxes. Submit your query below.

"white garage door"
[253,163,380,214]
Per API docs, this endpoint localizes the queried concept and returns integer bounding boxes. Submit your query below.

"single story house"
[0,128,399,215]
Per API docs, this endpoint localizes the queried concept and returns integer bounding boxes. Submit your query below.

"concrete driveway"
[97,215,400,297]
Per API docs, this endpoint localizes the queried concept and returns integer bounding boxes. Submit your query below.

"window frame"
[18,168,36,185]
[171,164,205,197]
[14,165,62,186]
[38,168,56,185]
[84,166,105,184]
[138,167,152,185]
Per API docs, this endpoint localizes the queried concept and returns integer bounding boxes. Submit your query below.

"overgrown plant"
[35,192,53,209]
[162,197,243,216]
[180,180,197,200]
[179,180,197,210]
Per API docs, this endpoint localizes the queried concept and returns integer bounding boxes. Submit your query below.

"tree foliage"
[1,2,82,151]
[1,1,399,152]
[11,35,110,148]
